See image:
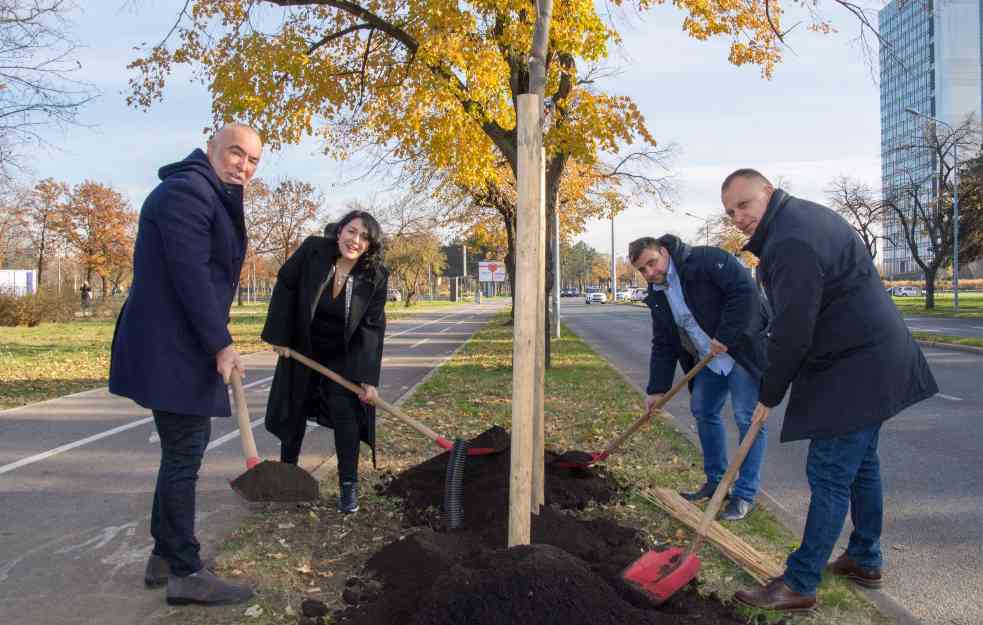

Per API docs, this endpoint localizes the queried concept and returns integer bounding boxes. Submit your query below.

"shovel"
[621,407,767,604]
[227,370,319,502]
[279,347,506,456]
[554,352,715,469]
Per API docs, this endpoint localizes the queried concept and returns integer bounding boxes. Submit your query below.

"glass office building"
[879,0,982,277]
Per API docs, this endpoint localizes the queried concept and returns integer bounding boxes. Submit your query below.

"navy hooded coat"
[744,189,938,441]
[109,149,246,417]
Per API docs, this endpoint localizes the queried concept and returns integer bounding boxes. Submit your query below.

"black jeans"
[281,383,362,484]
[150,410,210,577]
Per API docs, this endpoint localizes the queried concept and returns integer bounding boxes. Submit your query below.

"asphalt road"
[0,301,505,625]
[562,299,983,625]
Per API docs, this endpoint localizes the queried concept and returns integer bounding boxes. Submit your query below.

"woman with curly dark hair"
[262,210,388,513]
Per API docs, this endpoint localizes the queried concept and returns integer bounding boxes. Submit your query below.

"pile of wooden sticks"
[642,487,784,584]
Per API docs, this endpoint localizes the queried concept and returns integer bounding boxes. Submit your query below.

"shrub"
[0,290,84,326]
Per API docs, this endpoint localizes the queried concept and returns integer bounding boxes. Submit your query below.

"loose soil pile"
[329,426,749,625]
[230,460,320,502]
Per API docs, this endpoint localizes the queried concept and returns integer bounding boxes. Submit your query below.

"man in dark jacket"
[630,234,769,521]
[109,124,262,606]
[723,169,938,612]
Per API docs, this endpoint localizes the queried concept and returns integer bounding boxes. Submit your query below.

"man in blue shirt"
[629,234,770,520]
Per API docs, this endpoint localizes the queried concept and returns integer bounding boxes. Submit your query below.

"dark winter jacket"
[744,189,938,442]
[109,149,246,417]
[645,235,769,395]
[262,235,388,462]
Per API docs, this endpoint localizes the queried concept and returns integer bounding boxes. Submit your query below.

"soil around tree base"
[327,426,755,625]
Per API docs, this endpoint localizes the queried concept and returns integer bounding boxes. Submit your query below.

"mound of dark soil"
[231,460,319,502]
[331,427,747,625]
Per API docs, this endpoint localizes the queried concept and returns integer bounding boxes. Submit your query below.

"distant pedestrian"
[79,281,92,313]
[722,169,938,613]
[109,124,263,606]
[263,211,388,514]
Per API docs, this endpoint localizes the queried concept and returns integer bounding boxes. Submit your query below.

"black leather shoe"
[679,482,724,502]
[734,577,816,613]
[826,552,883,588]
[166,568,253,605]
[719,497,753,521]
[145,555,215,588]
[338,481,359,513]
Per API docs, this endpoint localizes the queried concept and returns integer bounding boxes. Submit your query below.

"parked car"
[615,290,632,302]
[387,289,402,302]
[890,286,921,297]
[630,287,647,302]
[585,291,607,304]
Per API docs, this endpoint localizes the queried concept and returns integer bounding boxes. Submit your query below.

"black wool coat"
[645,235,769,395]
[262,235,388,461]
[109,149,246,417]
[744,189,938,442]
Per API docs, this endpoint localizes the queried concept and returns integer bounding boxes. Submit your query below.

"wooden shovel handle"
[690,407,768,553]
[280,347,445,444]
[229,370,261,469]
[601,352,716,458]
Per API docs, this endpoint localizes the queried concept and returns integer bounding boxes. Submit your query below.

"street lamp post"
[684,211,711,246]
[905,107,960,312]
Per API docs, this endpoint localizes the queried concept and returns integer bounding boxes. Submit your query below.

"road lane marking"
[3,308,488,473]
[0,375,276,474]
[937,394,963,401]
[387,312,460,339]
[148,375,274,444]
[411,338,429,349]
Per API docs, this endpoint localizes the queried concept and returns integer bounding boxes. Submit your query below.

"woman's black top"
[310,279,347,381]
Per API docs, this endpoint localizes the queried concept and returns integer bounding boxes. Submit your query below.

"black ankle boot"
[338,481,358,513]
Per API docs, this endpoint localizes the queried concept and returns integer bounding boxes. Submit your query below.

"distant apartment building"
[879,0,982,278]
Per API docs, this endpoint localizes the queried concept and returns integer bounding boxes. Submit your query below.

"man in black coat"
[630,234,769,521]
[723,169,938,612]
[109,124,262,606]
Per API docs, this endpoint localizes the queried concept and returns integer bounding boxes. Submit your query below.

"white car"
[890,286,920,297]
[615,290,632,302]
[585,291,607,304]
[630,288,647,302]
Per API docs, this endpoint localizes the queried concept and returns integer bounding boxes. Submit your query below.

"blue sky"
[32,1,883,260]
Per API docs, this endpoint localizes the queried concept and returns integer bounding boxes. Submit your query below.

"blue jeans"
[150,411,211,577]
[689,363,766,503]
[784,424,883,596]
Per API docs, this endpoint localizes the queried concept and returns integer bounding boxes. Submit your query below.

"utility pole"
[610,214,616,299]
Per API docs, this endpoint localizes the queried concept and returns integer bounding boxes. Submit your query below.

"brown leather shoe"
[826,552,883,589]
[734,578,817,613]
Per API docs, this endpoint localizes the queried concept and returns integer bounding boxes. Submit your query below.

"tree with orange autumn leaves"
[127,0,788,301]
[51,181,136,297]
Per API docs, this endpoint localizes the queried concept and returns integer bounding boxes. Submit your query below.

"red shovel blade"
[622,548,701,605]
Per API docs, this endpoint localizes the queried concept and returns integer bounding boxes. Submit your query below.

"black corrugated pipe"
[443,439,469,530]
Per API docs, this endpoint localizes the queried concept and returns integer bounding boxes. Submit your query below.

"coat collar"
[743,188,791,256]
[657,233,692,278]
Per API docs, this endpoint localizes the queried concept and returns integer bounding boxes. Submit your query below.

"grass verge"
[892,292,983,318]
[159,310,891,625]
[0,300,470,410]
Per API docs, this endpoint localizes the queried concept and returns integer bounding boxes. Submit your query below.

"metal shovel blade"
[621,547,701,605]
